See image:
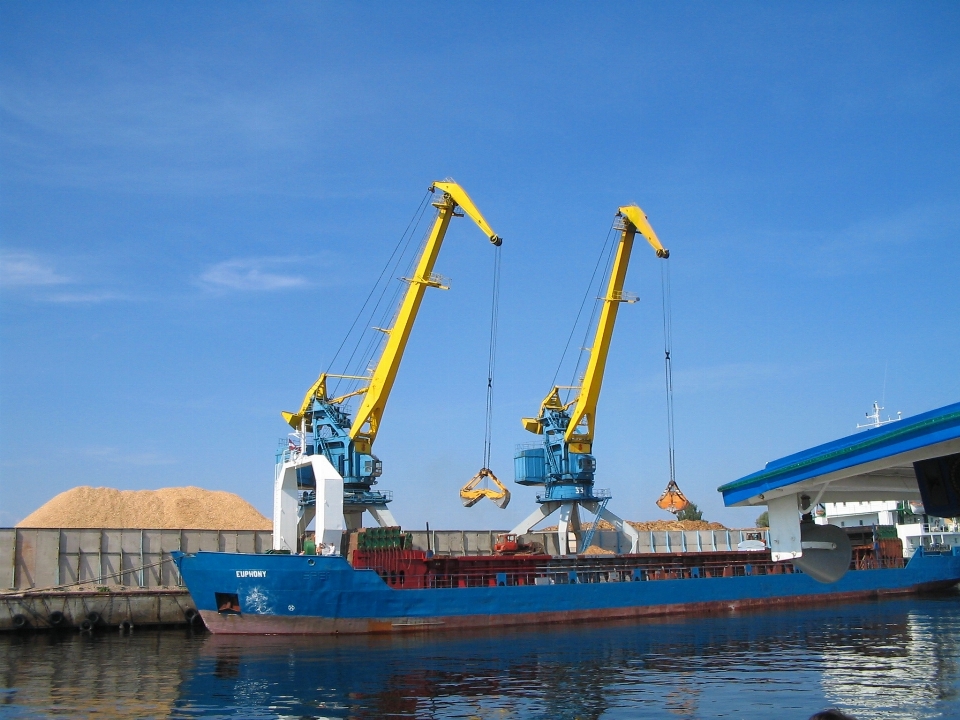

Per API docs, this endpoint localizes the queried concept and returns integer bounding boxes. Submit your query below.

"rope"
[348,215,432,386]
[1,557,172,597]
[551,224,616,392]
[344,200,437,392]
[482,244,502,469]
[660,260,676,486]
[569,227,618,391]
[330,190,432,396]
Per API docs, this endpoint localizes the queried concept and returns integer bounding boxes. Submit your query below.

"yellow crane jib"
[431,181,502,246]
[278,180,501,534]
[561,205,669,451]
[347,181,502,454]
[618,205,669,258]
[460,468,511,509]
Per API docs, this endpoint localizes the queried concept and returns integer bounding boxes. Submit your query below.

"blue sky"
[2,2,958,529]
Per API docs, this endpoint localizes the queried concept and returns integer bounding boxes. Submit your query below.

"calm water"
[2,593,959,720]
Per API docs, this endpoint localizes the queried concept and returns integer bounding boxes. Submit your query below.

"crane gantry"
[510,205,668,555]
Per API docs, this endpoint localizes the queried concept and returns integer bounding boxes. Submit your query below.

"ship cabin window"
[859,520,864,525]
[215,592,241,614]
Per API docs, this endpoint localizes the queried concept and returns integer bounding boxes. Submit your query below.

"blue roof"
[719,402,960,507]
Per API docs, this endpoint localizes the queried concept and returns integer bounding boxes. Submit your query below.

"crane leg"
[344,511,363,531]
[509,502,560,537]
[596,507,641,553]
[557,503,582,556]
[368,506,398,528]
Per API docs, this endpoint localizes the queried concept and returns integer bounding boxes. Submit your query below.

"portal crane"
[272,181,502,552]
[510,205,668,555]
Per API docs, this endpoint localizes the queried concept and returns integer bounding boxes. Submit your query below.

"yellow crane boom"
[523,205,668,453]
[347,181,501,454]
[564,205,667,450]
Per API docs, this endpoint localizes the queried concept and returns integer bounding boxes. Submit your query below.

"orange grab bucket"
[656,479,689,514]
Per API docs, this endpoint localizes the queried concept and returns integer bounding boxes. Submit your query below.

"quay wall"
[0,528,271,631]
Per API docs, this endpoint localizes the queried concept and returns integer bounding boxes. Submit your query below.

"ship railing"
[920,522,957,534]
[344,489,394,505]
[275,446,303,466]
[535,487,612,503]
[515,442,542,452]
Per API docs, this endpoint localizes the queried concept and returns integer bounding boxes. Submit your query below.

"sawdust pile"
[628,519,727,532]
[17,486,271,530]
[543,519,728,532]
[582,545,615,556]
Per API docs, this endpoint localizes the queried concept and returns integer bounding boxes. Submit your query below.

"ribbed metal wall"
[1,527,767,591]
[0,528,272,591]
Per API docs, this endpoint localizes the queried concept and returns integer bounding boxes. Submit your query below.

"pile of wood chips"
[627,519,727,532]
[543,519,728,532]
[582,545,616,556]
[16,486,271,530]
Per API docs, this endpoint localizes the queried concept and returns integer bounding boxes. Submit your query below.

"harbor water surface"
[2,592,958,720]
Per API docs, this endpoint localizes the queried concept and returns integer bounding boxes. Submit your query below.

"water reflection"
[1,592,957,719]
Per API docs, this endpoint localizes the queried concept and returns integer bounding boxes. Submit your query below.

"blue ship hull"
[172,548,960,635]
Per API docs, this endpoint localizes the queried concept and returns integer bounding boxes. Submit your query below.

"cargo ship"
[172,539,960,635]
[173,184,960,634]
[172,380,960,637]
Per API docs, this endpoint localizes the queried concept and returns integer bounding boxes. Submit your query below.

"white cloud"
[0,252,70,287]
[199,258,308,291]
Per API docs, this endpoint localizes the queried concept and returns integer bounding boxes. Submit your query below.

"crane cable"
[461,242,506,508]
[656,258,689,514]
[552,224,616,394]
[482,243,502,471]
[329,190,432,396]
[661,261,676,485]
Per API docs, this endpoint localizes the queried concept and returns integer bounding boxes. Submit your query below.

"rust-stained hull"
[175,548,960,635]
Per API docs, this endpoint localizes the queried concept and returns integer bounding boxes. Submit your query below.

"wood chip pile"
[543,519,729,532]
[627,519,728,532]
[582,545,616,556]
[16,486,272,530]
